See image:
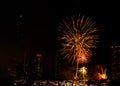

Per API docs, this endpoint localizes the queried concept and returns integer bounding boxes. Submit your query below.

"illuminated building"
[111,41,120,79]
[28,52,43,81]
[35,53,43,78]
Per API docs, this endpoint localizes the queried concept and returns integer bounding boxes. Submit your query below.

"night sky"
[1,1,120,80]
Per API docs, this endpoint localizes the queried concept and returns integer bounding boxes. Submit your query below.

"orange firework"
[58,15,99,64]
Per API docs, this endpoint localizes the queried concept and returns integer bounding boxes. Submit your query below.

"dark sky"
[0,0,120,80]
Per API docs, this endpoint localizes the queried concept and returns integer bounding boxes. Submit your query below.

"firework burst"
[58,15,99,64]
[79,66,88,76]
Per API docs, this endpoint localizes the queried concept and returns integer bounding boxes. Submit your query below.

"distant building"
[28,52,43,81]
[35,53,43,78]
[55,56,63,80]
[111,41,120,79]
[55,55,71,80]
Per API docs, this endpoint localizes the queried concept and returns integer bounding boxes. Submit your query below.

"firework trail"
[58,15,99,64]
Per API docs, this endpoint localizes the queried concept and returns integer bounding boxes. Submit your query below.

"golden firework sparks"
[58,15,99,64]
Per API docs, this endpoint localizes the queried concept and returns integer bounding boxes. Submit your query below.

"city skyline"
[0,1,120,82]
